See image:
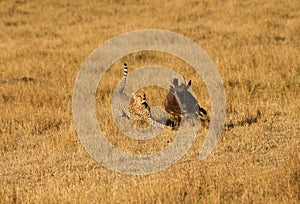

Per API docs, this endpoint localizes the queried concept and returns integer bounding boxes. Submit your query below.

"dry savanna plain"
[0,0,299,203]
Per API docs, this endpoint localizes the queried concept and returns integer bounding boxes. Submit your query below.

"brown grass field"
[1,0,299,203]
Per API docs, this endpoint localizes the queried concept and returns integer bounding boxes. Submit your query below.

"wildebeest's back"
[164,91,182,116]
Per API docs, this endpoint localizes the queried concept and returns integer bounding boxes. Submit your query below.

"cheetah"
[113,63,166,128]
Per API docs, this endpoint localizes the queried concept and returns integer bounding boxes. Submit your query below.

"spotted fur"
[113,63,165,128]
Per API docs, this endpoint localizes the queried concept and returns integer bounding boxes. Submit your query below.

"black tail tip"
[124,63,127,66]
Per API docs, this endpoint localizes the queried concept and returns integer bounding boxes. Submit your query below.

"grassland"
[0,0,299,203]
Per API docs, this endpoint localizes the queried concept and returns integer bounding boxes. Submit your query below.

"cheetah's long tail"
[119,63,128,93]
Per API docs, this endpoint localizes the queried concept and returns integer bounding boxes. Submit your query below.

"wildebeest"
[164,78,209,129]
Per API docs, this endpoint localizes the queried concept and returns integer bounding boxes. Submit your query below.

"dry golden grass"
[1,0,299,203]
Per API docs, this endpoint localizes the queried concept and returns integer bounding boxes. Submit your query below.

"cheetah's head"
[132,91,146,105]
